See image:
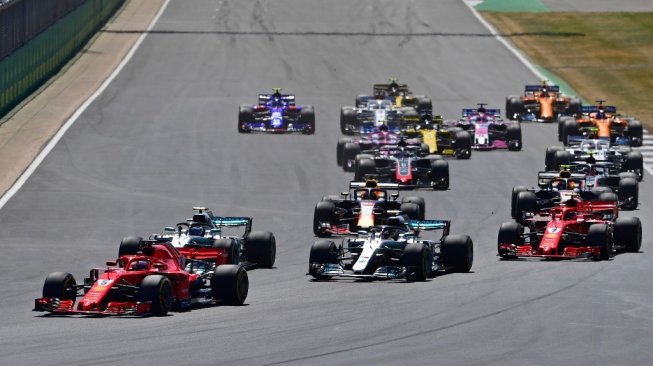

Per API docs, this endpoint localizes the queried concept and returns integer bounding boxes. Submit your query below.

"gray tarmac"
[0,1,652,365]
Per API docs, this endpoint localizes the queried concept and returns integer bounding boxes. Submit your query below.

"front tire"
[211,265,249,305]
[138,275,173,316]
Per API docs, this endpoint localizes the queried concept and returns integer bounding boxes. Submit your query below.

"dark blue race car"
[239,88,315,134]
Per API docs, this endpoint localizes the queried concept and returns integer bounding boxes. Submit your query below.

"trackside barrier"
[0,0,126,118]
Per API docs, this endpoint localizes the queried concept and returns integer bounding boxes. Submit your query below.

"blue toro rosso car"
[238,88,315,134]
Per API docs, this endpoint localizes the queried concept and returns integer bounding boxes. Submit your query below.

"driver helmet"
[188,226,205,236]
[378,124,389,132]
[552,179,567,190]
[596,108,606,119]
[130,260,149,271]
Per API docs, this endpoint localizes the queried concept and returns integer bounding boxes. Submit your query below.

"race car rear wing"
[581,105,617,114]
[408,220,450,235]
[373,83,409,93]
[258,94,295,106]
[211,216,252,236]
[349,181,401,190]
[462,108,500,117]
[525,84,559,92]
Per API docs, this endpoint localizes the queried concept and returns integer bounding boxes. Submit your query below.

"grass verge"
[481,12,653,130]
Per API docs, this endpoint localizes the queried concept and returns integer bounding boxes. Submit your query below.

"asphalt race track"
[1,1,652,365]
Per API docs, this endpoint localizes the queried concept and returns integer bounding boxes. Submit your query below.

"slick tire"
[138,275,173,316]
[401,196,425,220]
[400,202,421,221]
[497,221,522,258]
[586,224,612,261]
[313,201,336,237]
[355,158,377,182]
[119,236,143,257]
[401,242,432,281]
[309,240,339,280]
[613,217,642,253]
[245,231,276,268]
[545,146,563,171]
[442,235,474,273]
[43,272,77,301]
[211,265,249,306]
[238,104,254,133]
[213,238,240,265]
[429,159,449,190]
[300,105,315,135]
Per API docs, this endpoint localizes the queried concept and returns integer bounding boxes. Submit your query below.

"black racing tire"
[211,264,249,306]
[497,221,522,258]
[342,142,361,171]
[511,186,529,218]
[415,96,433,116]
[617,177,638,211]
[506,97,523,120]
[553,150,571,171]
[453,131,472,159]
[567,97,581,116]
[545,146,564,171]
[429,159,449,190]
[245,231,276,268]
[419,143,430,156]
[586,223,612,261]
[505,96,518,119]
[313,201,336,237]
[138,275,173,316]
[238,104,254,133]
[562,119,579,145]
[43,272,77,301]
[627,119,643,147]
[309,240,339,280]
[336,137,352,167]
[401,242,432,281]
[442,235,474,273]
[597,192,619,204]
[340,107,357,135]
[213,238,240,265]
[400,202,421,221]
[613,217,642,253]
[514,191,537,222]
[355,94,371,107]
[119,236,143,257]
[354,158,377,182]
[618,172,638,182]
[401,196,425,220]
[506,124,522,151]
[623,151,644,182]
[300,105,315,135]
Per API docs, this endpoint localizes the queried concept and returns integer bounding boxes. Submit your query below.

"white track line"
[462,0,653,178]
[0,0,171,210]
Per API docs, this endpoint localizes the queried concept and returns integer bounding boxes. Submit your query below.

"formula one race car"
[137,207,276,269]
[337,125,427,171]
[340,98,419,135]
[446,104,522,151]
[365,78,432,115]
[506,81,581,122]
[544,138,643,181]
[313,179,427,237]
[511,168,637,223]
[558,100,643,147]
[34,241,249,316]
[402,115,472,159]
[309,216,473,281]
[353,141,449,190]
[238,88,315,134]
[498,198,642,260]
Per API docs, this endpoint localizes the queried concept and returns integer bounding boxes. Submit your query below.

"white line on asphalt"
[0,0,171,211]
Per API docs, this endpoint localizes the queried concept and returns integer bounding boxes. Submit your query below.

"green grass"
[482,12,653,129]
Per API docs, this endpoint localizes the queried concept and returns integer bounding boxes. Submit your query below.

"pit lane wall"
[0,0,126,118]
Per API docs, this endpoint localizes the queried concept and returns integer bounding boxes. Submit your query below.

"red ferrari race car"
[498,198,641,260]
[34,241,248,316]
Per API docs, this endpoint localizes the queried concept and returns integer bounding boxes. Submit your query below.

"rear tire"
[211,265,249,305]
[511,186,529,218]
[562,119,579,145]
[355,158,377,182]
[400,202,421,221]
[514,191,537,222]
[212,238,240,265]
[617,177,638,210]
[627,119,643,147]
[342,142,361,171]
[119,236,143,257]
[336,137,352,167]
[545,146,563,171]
[506,124,522,151]
[401,196,425,220]
[340,107,357,135]
[453,131,472,159]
